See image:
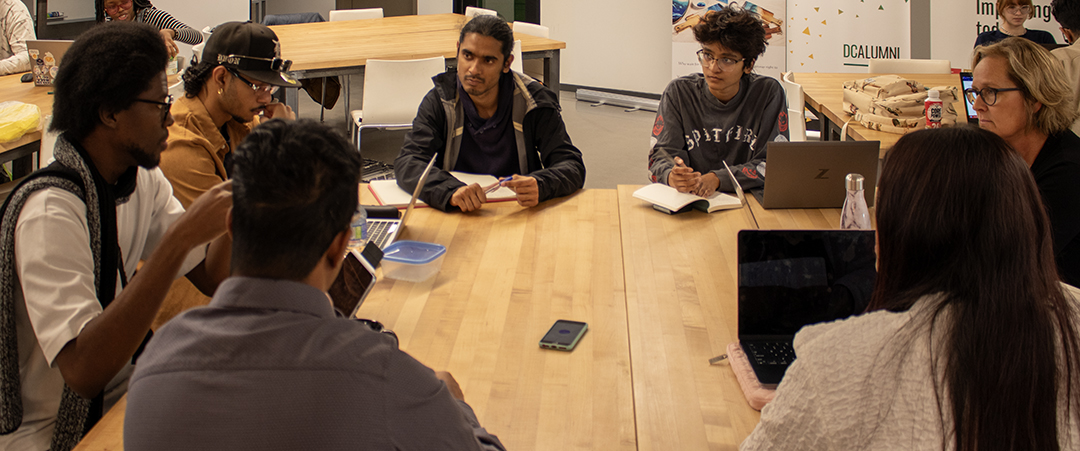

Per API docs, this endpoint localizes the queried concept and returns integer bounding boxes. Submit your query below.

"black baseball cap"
[202,21,299,87]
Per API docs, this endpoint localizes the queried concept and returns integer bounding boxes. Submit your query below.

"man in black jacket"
[394,15,585,212]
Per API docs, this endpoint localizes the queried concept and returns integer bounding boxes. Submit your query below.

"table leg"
[806,104,836,141]
[285,87,299,116]
[344,74,353,143]
[10,154,34,179]
[544,50,560,93]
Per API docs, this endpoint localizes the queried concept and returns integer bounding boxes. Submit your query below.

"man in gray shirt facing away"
[124,119,505,451]
[649,5,788,197]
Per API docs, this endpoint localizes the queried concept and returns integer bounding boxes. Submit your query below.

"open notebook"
[369,172,518,207]
[633,161,745,214]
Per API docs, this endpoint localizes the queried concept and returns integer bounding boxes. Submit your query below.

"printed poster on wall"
[931,0,1059,71]
[787,0,910,73]
[672,0,787,81]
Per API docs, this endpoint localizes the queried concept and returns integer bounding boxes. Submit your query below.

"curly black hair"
[49,21,168,142]
[182,60,215,98]
[1053,0,1080,32]
[692,6,768,64]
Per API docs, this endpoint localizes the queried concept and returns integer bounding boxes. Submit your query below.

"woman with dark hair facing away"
[740,126,1080,450]
[974,0,1056,46]
[647,5,787,197]
[97,0,202,57]
[969,37,1080,286]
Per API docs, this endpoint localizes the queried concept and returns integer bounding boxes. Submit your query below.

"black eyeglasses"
[133,94,173,123]
[964,87,1022,106]
[227,68,278,95]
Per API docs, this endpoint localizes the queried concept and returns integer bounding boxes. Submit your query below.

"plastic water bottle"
[924,89,942,129]
[840,173,871,230]
[349,205,367,250]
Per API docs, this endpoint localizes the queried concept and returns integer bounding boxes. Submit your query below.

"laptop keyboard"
[367,220,394,249]
[743,342,796,366]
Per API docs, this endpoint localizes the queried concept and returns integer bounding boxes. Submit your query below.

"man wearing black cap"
[154,22,298,323]
[159,21,298,208]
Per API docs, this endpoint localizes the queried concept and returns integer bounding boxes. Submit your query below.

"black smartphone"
[539,320,588,351]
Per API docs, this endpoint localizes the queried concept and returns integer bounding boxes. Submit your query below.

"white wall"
[544,0,670,95]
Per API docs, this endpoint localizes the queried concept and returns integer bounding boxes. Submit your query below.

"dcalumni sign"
[786,0,911,73]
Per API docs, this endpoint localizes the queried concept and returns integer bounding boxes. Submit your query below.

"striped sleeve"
[140,7,202,45]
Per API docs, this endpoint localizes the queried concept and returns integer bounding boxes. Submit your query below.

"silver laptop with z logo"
[755,140,880,209]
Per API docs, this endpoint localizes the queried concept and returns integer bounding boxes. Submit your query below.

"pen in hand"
[483,176,513,194]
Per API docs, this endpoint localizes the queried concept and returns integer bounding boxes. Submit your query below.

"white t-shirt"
[4,167,203,450]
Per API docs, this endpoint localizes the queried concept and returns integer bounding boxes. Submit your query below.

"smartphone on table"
[539,320,588,351]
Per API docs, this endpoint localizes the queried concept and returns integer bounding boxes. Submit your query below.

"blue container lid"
[382,240,447,264]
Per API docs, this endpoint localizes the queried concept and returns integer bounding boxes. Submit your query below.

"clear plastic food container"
[381,240,447,282]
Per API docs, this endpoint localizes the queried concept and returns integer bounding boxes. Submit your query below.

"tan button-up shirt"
[160,95,253,207]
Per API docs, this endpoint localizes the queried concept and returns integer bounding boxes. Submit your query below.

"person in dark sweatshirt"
[394,15,585,212]
[649,5,788,197]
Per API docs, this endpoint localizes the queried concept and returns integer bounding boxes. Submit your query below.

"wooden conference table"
[0,73,53,178]
[793,72,962,155]
[270,13,567,112]
[73,187,852,451]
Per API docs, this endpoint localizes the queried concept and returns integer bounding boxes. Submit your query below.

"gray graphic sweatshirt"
[648,72,788,192]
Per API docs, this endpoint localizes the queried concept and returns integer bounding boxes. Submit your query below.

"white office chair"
[780,72,819,141]
[465,6,497,18]
[328,8,383,22]
[329,9,385,136]
[787,108,807,142]
[512,21,549,81]
[350,57,446,154]
[867,58,952,74]
[511,40,523,73]
[512,21,549,38]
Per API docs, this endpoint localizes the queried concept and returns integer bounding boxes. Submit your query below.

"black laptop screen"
[738,230,877,337]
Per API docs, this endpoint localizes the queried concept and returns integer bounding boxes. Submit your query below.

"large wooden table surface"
[618,185,761,449]
[355,188,636,450]
[794,72,962,154]
[74,187,865,450]
[0,73,53,170]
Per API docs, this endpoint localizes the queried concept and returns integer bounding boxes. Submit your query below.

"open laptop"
[959,71,978,125]
[366,158,436,249]
[25,40,74,86]
[754,140,880,209]
[737,229,877,386]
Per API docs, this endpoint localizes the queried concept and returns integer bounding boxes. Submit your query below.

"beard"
[125,143,160,169]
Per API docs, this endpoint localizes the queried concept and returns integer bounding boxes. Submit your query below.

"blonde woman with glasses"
[975,0,1057,47]
[969,37,1080,286]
